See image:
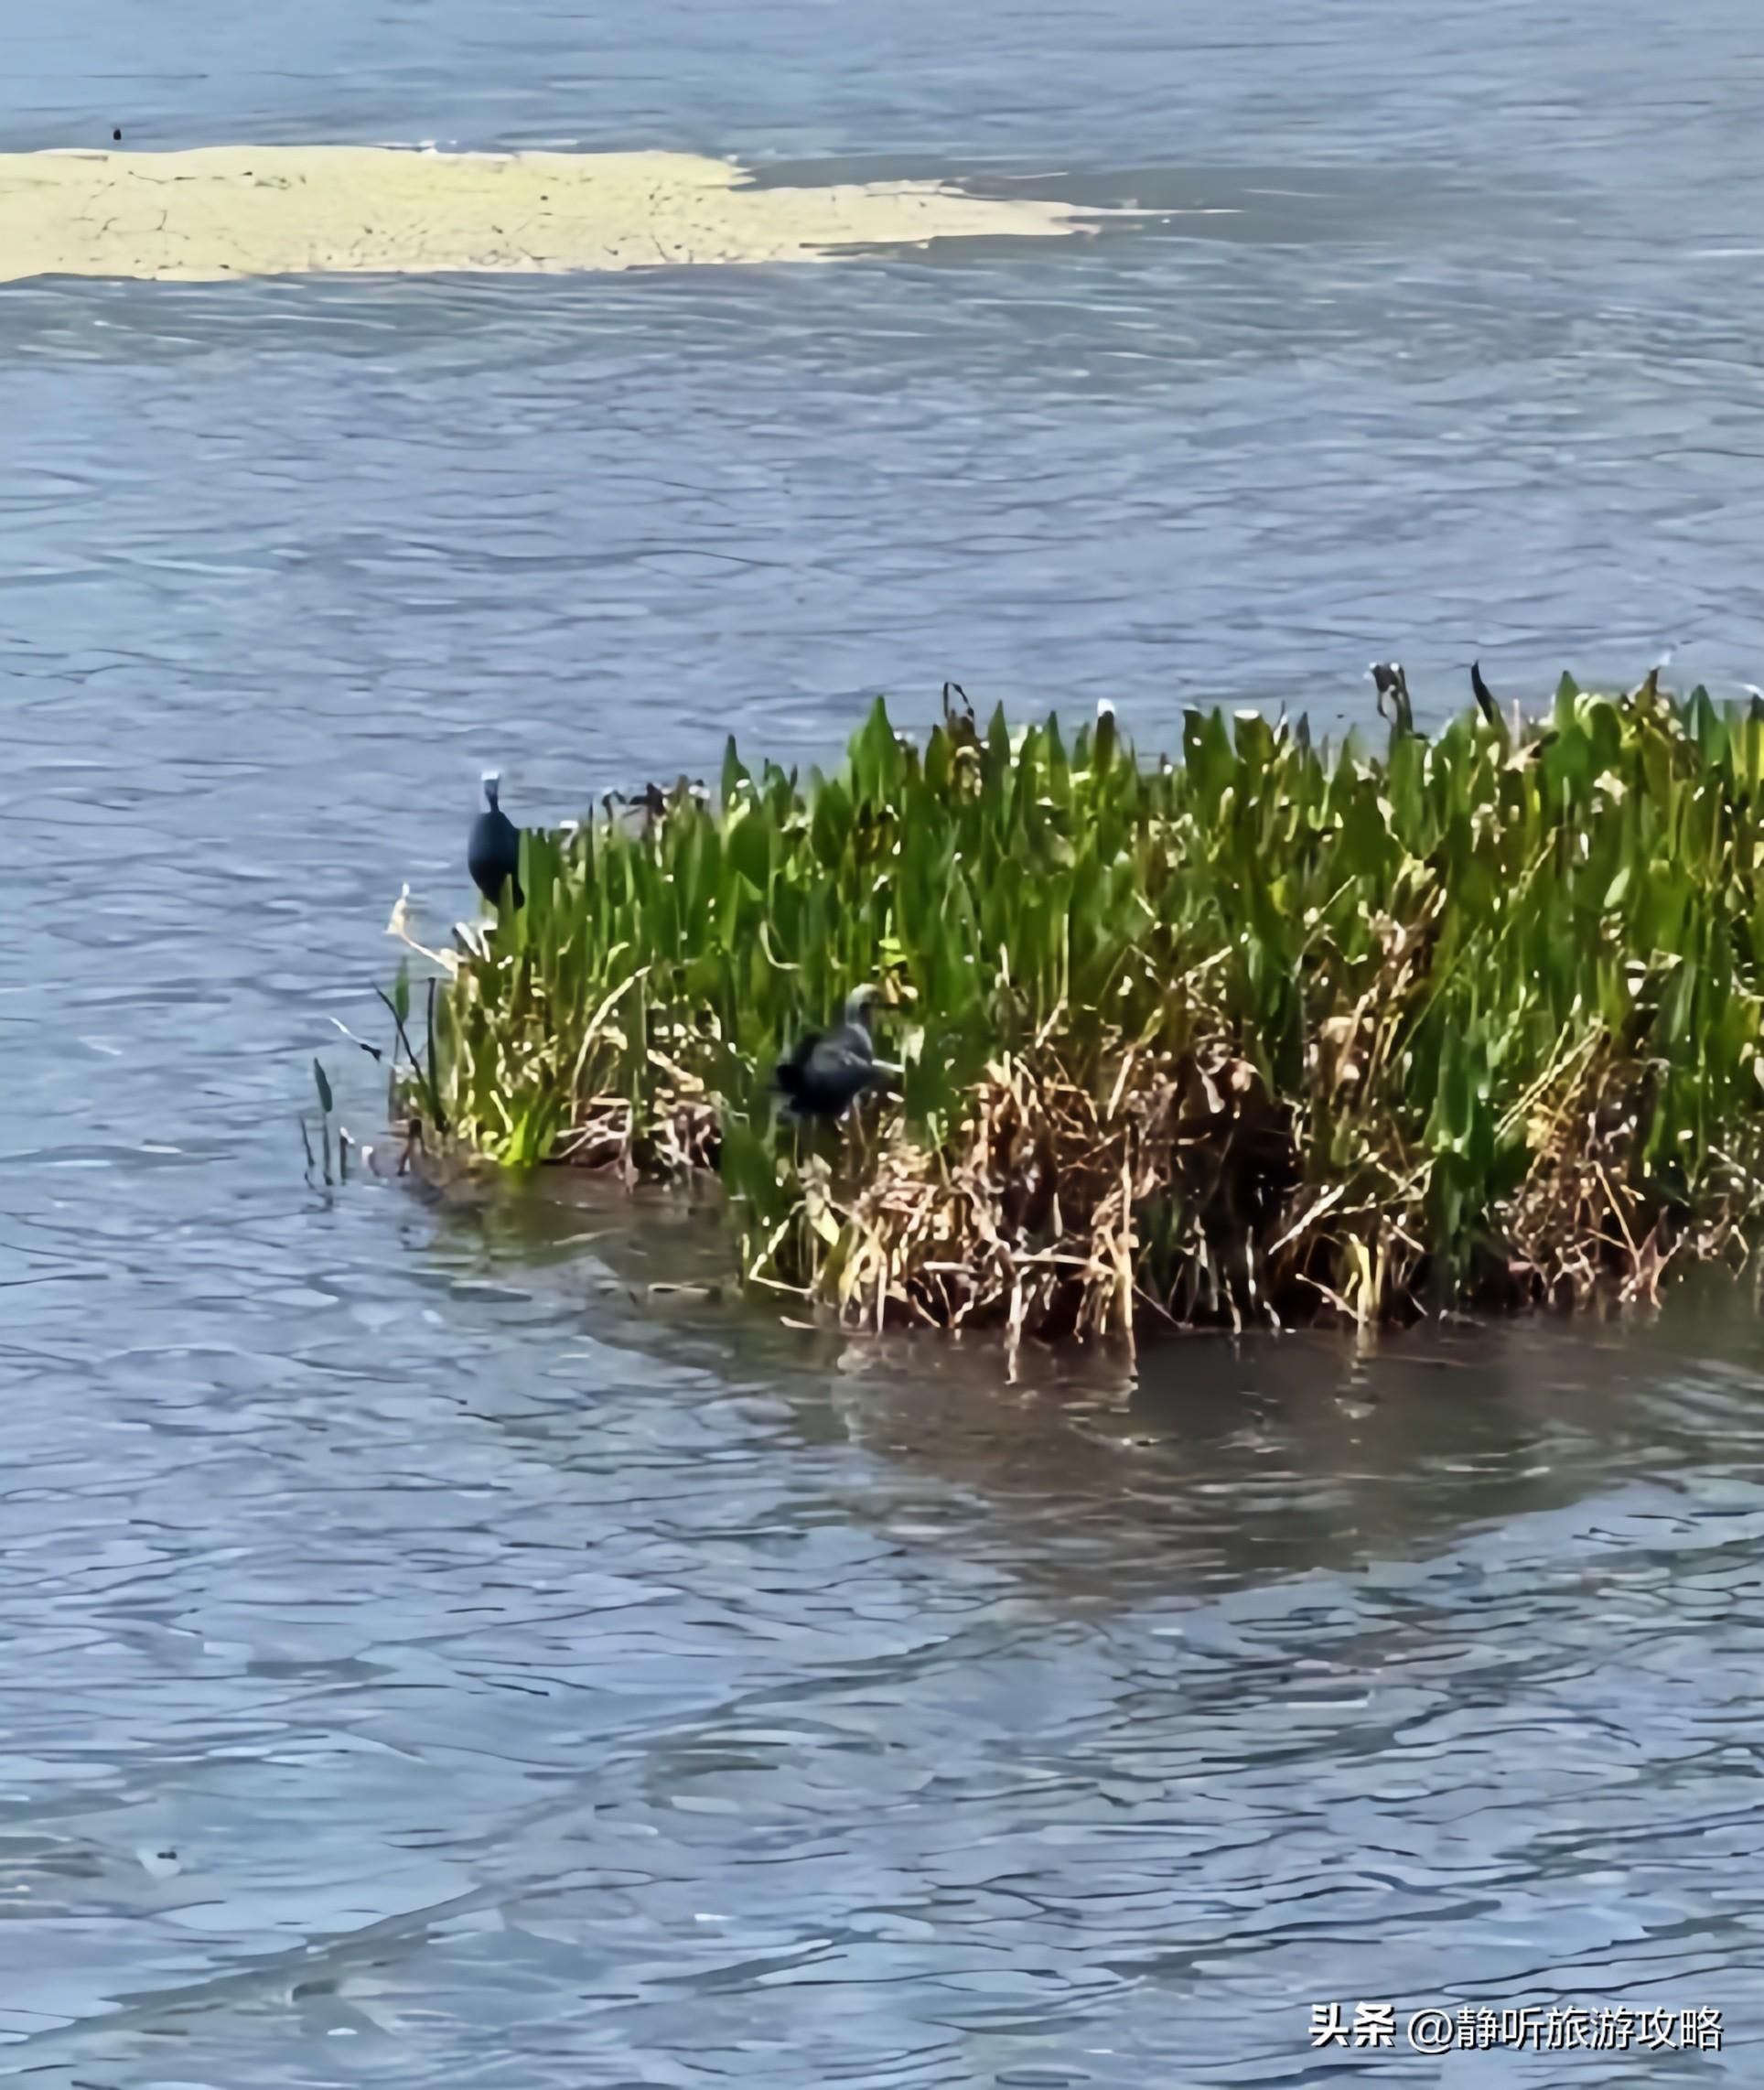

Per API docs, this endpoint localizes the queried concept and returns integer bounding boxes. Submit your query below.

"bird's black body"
[468,774,524,908]
[775,986,883,1121]
[1370,660,1414,735]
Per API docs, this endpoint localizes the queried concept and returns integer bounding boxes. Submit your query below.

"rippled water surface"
[8,3,1764,2083]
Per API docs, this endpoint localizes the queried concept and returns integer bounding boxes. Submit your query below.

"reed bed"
[389,673,1764,1342]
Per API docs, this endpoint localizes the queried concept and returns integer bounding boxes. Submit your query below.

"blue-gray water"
[7,3,1764,2082]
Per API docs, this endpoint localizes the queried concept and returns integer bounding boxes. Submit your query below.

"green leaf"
[721,734,748,808]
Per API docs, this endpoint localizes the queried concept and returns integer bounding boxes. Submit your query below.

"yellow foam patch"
[0,145,1096,283]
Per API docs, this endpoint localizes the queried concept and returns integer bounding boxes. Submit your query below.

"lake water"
[7,2,1764,2082]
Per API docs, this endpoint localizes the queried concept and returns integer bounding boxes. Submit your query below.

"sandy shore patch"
[0,145,1099,284]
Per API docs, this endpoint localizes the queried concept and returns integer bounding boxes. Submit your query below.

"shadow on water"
[441,1168,1764,1615]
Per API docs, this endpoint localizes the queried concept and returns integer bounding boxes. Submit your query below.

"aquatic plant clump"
[392,673,1764,1338]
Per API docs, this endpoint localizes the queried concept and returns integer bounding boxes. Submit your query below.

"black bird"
[1369,660,1414,734]
[775,985,887,1121]
[468,770,524,908]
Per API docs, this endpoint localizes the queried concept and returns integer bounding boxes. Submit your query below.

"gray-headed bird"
[775,985,890,1121]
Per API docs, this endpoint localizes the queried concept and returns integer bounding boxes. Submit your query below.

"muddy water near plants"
[10,1,1764,2081]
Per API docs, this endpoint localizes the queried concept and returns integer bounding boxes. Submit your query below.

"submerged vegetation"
[387,673,1764,1342]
